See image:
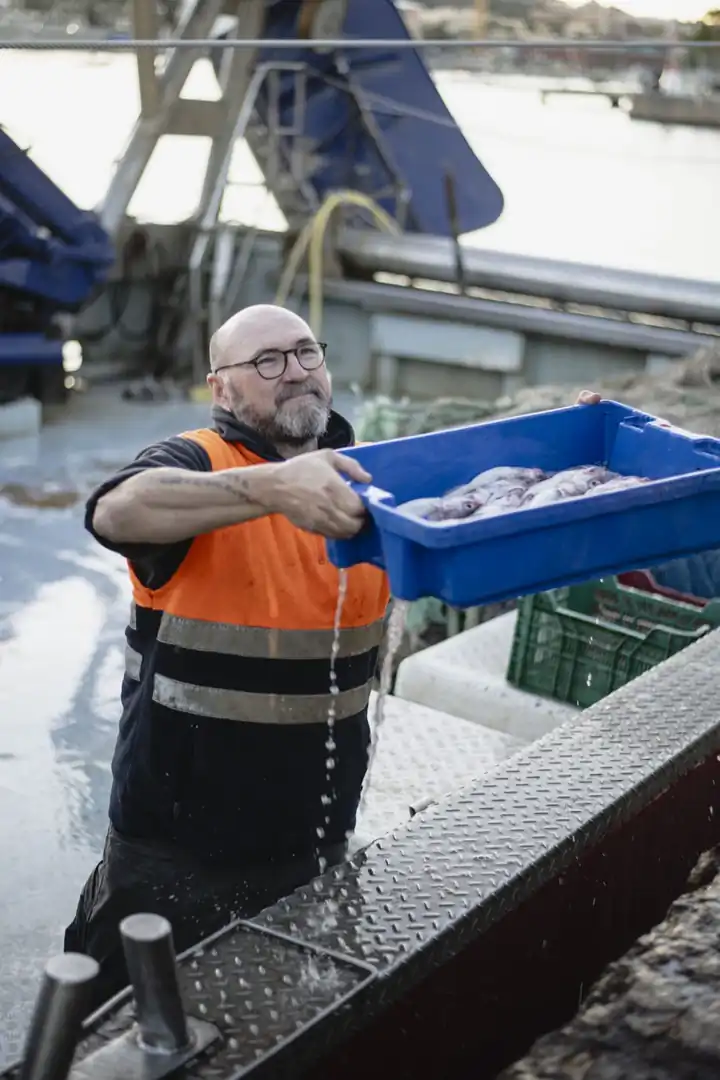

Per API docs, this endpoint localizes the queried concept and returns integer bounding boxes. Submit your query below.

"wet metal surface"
[4,626,717,1080]
[357,693,523,850]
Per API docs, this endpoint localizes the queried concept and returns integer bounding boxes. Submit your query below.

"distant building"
[396,1,424,39]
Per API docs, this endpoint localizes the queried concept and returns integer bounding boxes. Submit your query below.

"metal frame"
[2,40,717,52]
[337,229,720,327]
[186,59,309,383]
[100,0,234,235]
[6,627,719,1079]
[314,277,716,357]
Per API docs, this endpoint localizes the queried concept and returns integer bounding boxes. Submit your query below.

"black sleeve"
[84,435,212,590]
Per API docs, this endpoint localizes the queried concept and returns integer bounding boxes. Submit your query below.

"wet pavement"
[0,387,219,1064]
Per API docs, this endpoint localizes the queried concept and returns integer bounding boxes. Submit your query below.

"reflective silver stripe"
[152,675,372,725]
[156,613,384,660]
[129,602,137,630]
[125,644,143,682]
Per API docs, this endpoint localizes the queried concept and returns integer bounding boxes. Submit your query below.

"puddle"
[0,483,80,509]
[298,954,342,993]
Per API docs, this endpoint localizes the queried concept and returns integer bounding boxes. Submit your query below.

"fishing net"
[356,340,720,443]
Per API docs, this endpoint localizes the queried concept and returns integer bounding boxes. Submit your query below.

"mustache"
[276,380,327,405]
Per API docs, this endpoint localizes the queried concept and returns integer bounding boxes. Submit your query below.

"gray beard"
[234,394,331,447]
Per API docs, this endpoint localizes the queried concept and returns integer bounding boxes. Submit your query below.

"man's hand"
[267,449,371,539]
[575,388,670,426]
[575,390,602,405]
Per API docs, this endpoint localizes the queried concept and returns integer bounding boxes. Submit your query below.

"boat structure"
[0,4,719,1080]
[1,0,719,431]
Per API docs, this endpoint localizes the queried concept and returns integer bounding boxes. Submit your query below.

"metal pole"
[0,39,715,51]
[20,953,99,1080]
[131,0,160,117]
[120,913,190,1054]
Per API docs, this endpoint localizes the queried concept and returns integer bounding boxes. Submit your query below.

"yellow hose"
[275,190,401,337]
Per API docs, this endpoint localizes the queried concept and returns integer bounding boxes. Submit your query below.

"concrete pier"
[629,93,720,129]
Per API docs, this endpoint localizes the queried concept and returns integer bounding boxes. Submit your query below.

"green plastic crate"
[506,578,720,709]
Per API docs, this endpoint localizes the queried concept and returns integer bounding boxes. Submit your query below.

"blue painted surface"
[217,0,503,235]
[328,401,720,607]
[0,334,63,365]
[0,127,114,309]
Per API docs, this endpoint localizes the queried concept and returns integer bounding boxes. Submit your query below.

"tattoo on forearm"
[155,471,251,501]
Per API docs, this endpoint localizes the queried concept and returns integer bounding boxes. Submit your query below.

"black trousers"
[65,827,346,1015]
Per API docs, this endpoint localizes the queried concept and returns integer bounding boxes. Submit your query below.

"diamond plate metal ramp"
[355,690,524,849]
[3,630,720,1080]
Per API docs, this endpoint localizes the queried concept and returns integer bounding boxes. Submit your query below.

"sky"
[562,1,710,23]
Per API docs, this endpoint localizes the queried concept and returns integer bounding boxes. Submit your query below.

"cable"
[275,191,400,337]
[0,38,717,51]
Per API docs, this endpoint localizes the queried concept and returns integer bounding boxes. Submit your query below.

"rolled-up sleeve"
[85,434,213,587]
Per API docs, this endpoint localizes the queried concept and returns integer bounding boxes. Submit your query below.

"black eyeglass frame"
[212,342,328,380]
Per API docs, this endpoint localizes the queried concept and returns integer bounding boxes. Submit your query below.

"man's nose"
[283,351,308,380]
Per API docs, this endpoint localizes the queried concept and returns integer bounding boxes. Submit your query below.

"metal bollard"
[20,953,99,1080]
[30,916,220,1080]
[119,914,190,1054]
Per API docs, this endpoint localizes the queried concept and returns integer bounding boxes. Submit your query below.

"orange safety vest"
[125,428,389,727]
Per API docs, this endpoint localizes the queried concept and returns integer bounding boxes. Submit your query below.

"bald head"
[206,303,332,452]
[209,304,313,373]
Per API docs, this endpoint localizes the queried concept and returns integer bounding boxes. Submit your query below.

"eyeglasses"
[213,342,327,381]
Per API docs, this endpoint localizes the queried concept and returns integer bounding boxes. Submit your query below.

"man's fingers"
[576,390,602,405]
[331,453,372,485]
[323,510,365,539]
[333,482,367,518]
[573,390,671,427]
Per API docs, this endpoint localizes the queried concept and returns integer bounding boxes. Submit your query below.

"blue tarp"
[245,0,504,237]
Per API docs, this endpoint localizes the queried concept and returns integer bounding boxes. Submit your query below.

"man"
[66,301,600,1004]
[65,303,389,1005]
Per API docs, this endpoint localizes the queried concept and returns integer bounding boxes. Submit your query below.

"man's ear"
[207,373,224,404]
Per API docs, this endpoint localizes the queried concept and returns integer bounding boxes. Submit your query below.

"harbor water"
[0,52,717,279]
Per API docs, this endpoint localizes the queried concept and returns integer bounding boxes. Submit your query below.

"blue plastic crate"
[326,400,720,607]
